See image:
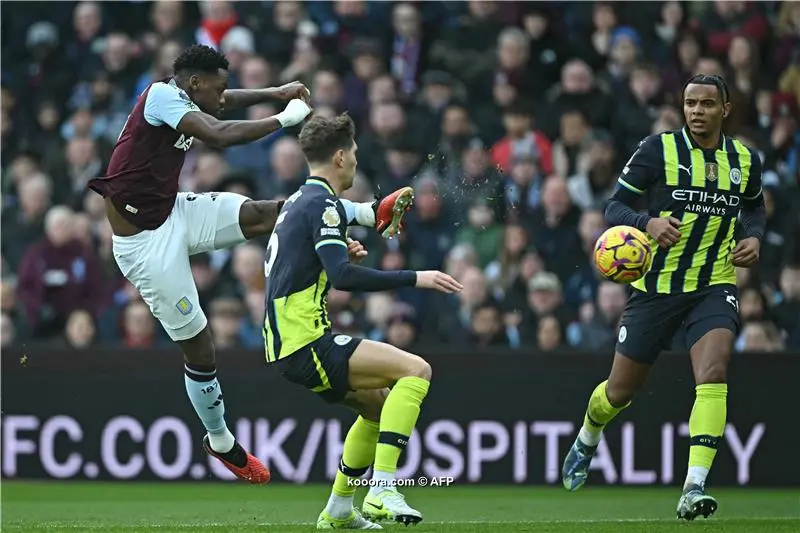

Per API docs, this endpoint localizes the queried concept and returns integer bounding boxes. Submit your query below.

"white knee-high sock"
[184,363,235,453]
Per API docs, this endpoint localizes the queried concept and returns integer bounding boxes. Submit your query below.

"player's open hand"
[347,238,368,263]
[646,216,681,248]
[732,237,760,267]
[277,81,311,104]
[415,271,464,294]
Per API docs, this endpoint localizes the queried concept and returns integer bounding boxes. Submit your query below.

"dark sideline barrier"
[2,347,797,486]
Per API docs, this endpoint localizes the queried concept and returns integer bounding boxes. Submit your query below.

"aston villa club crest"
[705,162,718,182]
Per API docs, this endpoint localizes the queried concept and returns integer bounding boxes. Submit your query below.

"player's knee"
[694,361,727,385]
[180,328,216,367]
[605,383,635,407]
[405,355,432,381]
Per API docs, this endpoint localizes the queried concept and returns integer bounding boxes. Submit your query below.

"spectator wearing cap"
[220,26,256,79]
[15,21,74,121]
[599,26,642,93]
[522,271,574,344]
[17,206,104,339]
[490,101,553,176]
[567,129,617,212]
[528,176,584,286]
[386,304,418,350]
[389,3,429,98]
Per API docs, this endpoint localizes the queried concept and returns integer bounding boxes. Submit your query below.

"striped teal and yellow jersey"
[614,127,763,294]
[262,178,348,362]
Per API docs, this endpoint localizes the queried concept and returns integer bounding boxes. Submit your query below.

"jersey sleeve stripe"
[315,239,348,250]
[743,187,762,200]
[618,178,644,194]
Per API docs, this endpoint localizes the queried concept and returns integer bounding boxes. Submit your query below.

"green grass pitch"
[2,482,798,532]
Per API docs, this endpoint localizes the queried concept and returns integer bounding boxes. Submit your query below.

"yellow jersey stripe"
[690,150,705,188]
[658,211,698,293]
[662,134,679,186]
[731,140,751,194]
[618,177,645,194]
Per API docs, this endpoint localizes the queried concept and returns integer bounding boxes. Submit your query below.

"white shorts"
[112,192,249,341]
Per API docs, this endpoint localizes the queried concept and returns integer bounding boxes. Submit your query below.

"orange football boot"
[203,436,270,484]
[374,186,414,238]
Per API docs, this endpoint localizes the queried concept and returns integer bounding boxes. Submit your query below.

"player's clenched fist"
[646,216,682,248]
[275,81,311,104]
[415,271,464,293]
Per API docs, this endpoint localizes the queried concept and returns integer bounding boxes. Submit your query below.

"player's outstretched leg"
[180,328,269,484]
[677,329,732,521]
[318,391,385,530]
[563,352,649,491]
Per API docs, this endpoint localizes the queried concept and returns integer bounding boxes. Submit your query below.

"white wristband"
[276,99,311,128]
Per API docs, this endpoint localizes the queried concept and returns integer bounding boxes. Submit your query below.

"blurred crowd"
[1,1,798,353]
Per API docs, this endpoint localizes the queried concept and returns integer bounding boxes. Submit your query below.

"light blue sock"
[184,363,235,452]
[339,199,375,227]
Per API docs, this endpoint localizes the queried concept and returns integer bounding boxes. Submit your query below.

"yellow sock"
[332,417,379,497]
[579,380,629,445]
[374,376,430,473]
[685,383,727,488]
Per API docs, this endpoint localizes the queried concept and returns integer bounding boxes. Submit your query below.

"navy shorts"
[616,284,740,364]
[273,332,362,404]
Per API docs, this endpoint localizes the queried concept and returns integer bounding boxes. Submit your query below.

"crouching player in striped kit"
[262,114,463,529]
[561,75,766,521]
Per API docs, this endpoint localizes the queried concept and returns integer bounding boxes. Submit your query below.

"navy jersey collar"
[305,177,336,196]
[681,126,727,151]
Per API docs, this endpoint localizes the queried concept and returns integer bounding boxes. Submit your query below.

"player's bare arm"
[222,81,311,110]
[176,99,310,148]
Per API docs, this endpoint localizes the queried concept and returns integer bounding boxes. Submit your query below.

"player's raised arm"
[606,134,681,248]
[145,45,312,149]
[176,101,310,148]
[222,81,311,110]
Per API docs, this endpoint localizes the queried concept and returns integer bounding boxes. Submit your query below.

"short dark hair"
[682,74,729,104]
[298,114,356,164]
[173,45,229,75]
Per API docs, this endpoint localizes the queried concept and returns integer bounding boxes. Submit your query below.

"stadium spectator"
[120,300,158,348]
[64,309,97,349]
[17,206,103,338]
[536,313,565,352]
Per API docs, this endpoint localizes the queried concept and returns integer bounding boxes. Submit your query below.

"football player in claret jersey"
[561,75,766,520]
[262,114,462,529]
[88,45,414,484]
